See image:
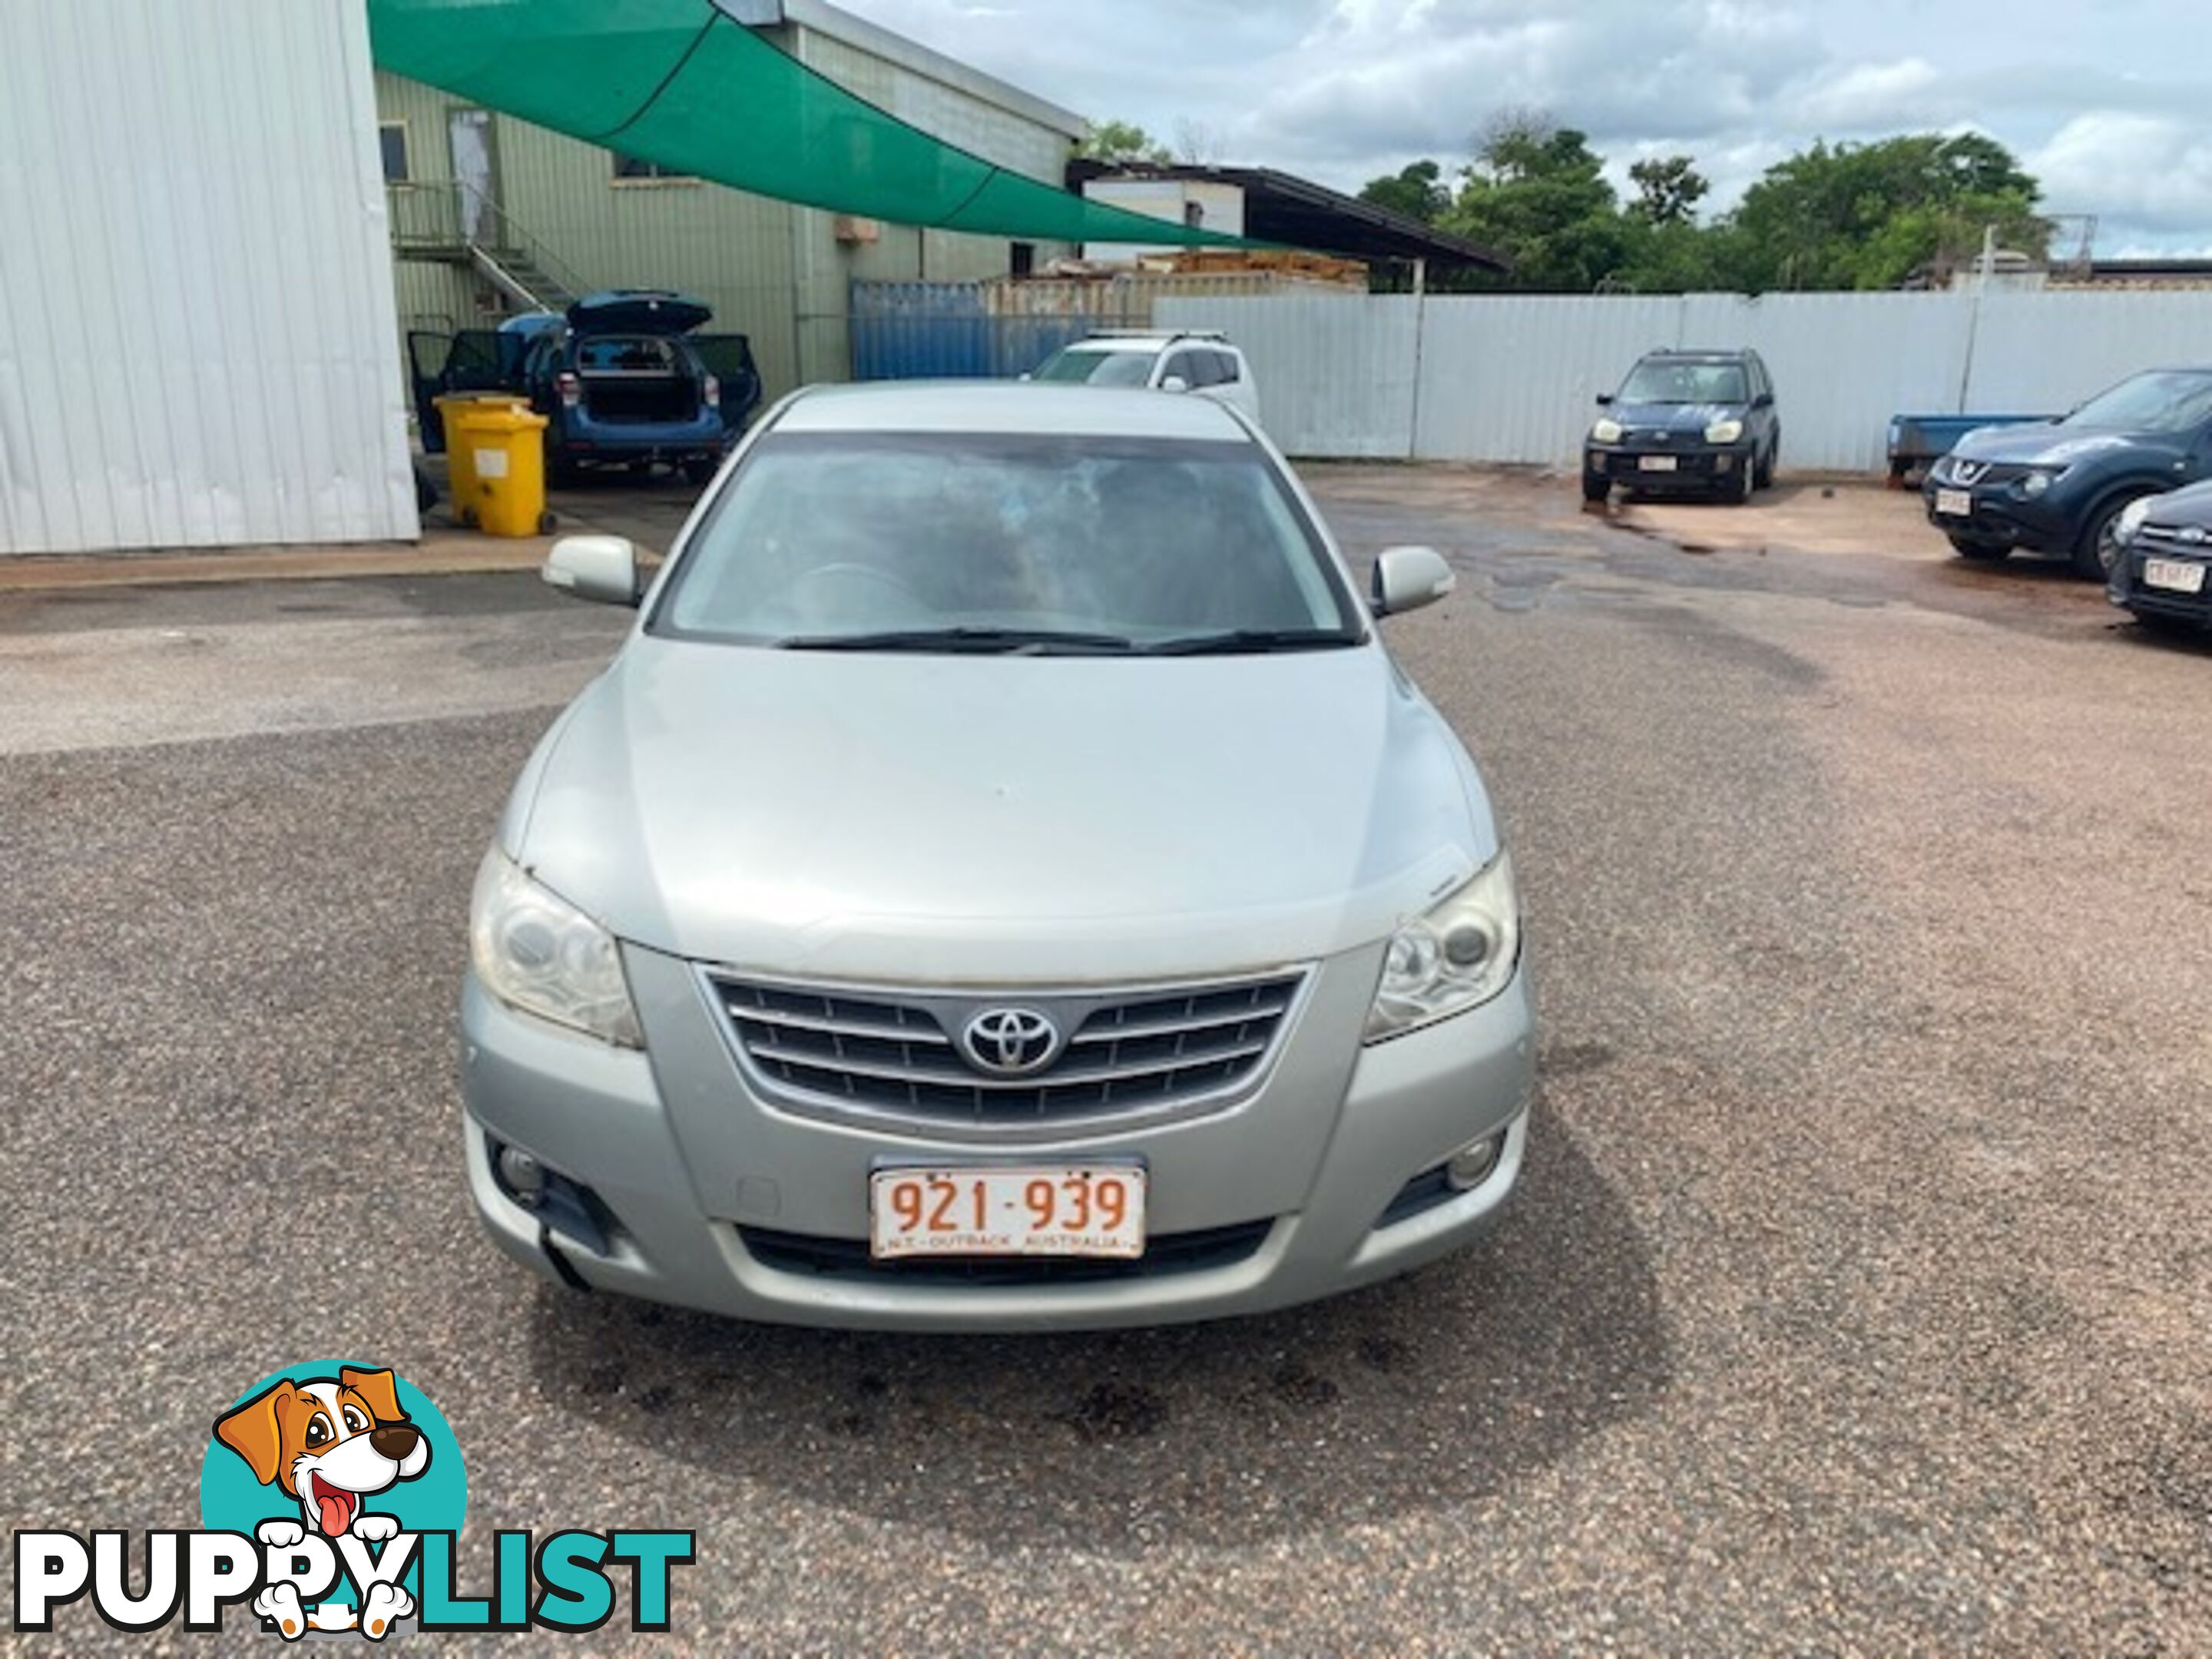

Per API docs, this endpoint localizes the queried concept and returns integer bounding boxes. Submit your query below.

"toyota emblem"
[959,1008,1062,1078]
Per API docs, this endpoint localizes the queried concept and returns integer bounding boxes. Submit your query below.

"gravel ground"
[4,469,2209,1655]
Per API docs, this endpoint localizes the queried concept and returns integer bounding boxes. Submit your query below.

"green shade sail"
[368,0,1258,248]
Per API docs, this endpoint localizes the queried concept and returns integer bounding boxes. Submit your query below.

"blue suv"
[1926,368,2212,579]
[1584,349,1780,505]
[410,291,761,485]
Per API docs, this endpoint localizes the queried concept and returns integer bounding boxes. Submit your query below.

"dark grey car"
[1926,368,2212,579]
[1584,349,1780,505]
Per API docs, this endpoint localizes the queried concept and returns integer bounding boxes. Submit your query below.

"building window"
[1011,242,1037,278]
[611,151,700,186]
[379,122,411,184]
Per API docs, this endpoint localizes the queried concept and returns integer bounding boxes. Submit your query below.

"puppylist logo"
[13,1362,692,1641]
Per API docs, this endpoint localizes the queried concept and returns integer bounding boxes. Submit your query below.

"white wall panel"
[1678,293,1973,471]
[1161,289,2212,473]
[1412,295,1688,466]
[1157,293,1419,459]
[0,0,416,555]
[1965,292,2212,412]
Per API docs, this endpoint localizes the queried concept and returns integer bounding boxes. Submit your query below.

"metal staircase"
[389,181,591,318]
[468,243,580,313]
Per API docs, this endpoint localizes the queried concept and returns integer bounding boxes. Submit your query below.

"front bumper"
[460,942,1536,1332]
[1922,474,2076,552]
[2109,541,2212,627]
[1587,442,1751,492]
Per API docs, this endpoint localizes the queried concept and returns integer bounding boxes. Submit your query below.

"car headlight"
[1366,853,1522,1043]
[1591,418,1624,444]
[469,849,643,1047]
[2019,469,2057,498]
[1705,418,1744,444]
[2115,496,2154,545]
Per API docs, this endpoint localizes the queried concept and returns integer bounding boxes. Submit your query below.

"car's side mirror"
[1160,375,1190,394]
[1752,392,1775,409]
[1594,392,1614,407]
[1370,546,1455,618]
[1018,373,1033,382]
[542,535,641,608]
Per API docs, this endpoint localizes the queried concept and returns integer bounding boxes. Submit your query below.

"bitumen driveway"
[4,469,2209,1654]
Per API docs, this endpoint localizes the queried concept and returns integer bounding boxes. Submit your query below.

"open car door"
[408,329,510,454]
[691,333,763,437]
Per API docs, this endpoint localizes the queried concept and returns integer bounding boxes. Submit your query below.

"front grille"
[736,1219,1273,1286]
[709,970,1306,1129]
[1939,459,2032,487]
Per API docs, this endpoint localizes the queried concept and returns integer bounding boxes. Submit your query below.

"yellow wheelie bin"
[435,395,554,538]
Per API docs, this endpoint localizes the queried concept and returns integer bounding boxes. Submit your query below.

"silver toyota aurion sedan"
[462,382,1535,1330]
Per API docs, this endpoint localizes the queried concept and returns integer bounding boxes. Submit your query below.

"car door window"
[1161,353,1201,389]
[1209,351,1240,386]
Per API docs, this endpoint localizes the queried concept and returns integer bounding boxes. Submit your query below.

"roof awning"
[1068,161,1506,270]
[368,0,1259,249]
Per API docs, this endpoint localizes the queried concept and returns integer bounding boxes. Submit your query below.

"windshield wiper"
[1144,628,1359,656]
[775,627,1139,656]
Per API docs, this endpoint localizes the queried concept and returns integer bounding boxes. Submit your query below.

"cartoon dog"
[214,1367,429,1641]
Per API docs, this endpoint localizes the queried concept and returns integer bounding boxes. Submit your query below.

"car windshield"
[653,432,1362,652]
[1618,360,1748,404]
[1032,349,1157,388]
[2061,370,2212,433]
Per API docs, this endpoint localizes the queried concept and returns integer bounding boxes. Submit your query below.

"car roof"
[1064,333,1234,352]
[1642,348,1757,361]
[773,382,1253,442]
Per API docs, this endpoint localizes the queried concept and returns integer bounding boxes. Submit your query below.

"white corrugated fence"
[0,0,417,555]
[1156,290,2212,472]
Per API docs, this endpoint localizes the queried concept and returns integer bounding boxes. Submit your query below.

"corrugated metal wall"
[0,0,417,554]
[1157,290,2212,472]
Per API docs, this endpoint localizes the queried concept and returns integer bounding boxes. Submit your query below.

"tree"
[1443,112,1633,292]
[1628,156,1708,227]
[1727,133,2049,290]
[1174,119,1227,167]
[1078,120,1172,166]
[1359,161,1450,225]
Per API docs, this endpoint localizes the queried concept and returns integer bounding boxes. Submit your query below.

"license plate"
[1936,488,1973,518]
[1637,455,1679,472]
[869,1166,1147,1260]
[2144,557,2208,594]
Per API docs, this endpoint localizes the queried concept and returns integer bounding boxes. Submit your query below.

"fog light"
[1446,1131,1506,1191]
[495,1141,545,1207]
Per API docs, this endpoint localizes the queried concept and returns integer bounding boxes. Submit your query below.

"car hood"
[1606,401,1743,435]
[2141,477,2212,528]
[1950,421,2174,468]
[506,639,1498,984]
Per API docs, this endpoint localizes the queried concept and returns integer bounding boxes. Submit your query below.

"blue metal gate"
[850,282,1131,381]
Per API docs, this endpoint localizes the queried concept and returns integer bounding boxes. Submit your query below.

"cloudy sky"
[843,0,2212,256]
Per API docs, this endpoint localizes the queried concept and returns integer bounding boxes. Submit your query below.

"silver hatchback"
[463,383,1534,1330]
